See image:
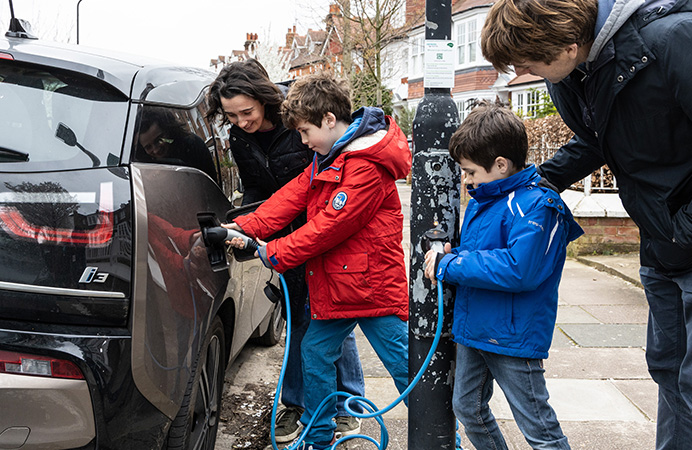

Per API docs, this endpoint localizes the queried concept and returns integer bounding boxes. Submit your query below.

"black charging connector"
[421,228,448,254]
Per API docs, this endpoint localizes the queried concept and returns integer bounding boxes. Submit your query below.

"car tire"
[166,316,225,450]
[257,302,285,347]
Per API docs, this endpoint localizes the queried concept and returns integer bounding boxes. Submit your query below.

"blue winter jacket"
[436,166,583,359]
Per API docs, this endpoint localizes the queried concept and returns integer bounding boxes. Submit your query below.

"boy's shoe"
[274,406,305,443]
[334,416,362,439]
[286,435,336,450]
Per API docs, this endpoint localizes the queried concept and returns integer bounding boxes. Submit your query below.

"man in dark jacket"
[482,0,692,448]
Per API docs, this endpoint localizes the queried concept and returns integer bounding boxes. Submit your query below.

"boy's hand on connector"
[221,223,266,251]
[424,243,451,281]
[221,222,244,248]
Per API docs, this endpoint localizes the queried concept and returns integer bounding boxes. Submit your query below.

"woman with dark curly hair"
[206,60,365,444]
[207,60,306,204]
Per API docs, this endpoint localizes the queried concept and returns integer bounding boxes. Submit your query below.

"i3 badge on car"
[79,267,109,283]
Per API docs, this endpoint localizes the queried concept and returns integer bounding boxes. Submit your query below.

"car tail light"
[0,208,113,245]
[0,52,13,60]
[0,181,113,246]
[0,350,84,379]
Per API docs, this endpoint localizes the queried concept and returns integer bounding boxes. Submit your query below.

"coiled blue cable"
[270,273,445,450]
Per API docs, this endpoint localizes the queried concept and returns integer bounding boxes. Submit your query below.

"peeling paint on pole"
[409,146,459,337]
[408,89,460,450]
[408,0,459,445]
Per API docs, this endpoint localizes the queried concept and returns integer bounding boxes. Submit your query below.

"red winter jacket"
[234,116,410,320]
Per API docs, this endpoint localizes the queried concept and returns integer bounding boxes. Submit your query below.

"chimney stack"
[286,26,297,47]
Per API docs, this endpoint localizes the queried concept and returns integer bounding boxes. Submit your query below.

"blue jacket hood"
[468,165,541,202]
[316,107,386,172]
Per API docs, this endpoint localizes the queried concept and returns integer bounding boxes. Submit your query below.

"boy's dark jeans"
[453,345,570,449]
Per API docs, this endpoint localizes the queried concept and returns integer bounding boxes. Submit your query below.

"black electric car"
[0,23,283,450]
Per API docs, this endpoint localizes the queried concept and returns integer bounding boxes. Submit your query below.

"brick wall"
[451,69,497,94]
[409,78,424,99]
[569,217,640,255]
[408,69,498,100]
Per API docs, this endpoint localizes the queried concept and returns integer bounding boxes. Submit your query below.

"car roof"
[1,36,215,107]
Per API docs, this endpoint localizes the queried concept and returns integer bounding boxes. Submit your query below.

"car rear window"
[0,60,129,171]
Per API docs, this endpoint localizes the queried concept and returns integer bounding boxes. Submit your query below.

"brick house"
[211,5,346,79]
[394,0,639,254]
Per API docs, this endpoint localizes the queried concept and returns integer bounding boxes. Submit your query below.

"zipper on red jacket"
[308,153,319,186]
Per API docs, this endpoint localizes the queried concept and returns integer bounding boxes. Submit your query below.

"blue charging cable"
[269,273,445,450]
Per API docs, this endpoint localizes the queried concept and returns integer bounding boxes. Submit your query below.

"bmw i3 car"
[0,25,283,450]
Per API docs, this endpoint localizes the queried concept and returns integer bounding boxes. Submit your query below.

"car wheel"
[166,316,225,450]
[257,302,285,346]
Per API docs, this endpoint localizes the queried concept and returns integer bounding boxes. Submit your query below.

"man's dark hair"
[205,59,284,126]
[448,100,528,171]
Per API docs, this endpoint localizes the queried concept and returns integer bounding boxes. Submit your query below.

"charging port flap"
[197,212,229,272]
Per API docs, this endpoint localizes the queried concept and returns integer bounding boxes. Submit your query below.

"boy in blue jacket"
[424,101,583,450]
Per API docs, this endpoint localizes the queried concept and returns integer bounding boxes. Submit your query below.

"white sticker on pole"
[424,40,455,89]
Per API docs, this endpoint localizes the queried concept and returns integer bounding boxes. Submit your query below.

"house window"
[455,18,478,66]
[411,36,424,76]
[456,99,477,122]
[513,88,546,118]
[402,46,409,77]
[515,93,525,116]
[526,90,542,117]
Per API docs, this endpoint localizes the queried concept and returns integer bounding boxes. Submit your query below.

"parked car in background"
[0,23,283,450]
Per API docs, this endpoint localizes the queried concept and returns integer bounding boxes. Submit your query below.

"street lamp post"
[76,0,85,44]
[407,0,460,447]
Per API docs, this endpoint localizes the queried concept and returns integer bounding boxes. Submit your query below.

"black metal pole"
[76,0,84,44]
[407,0,460,448]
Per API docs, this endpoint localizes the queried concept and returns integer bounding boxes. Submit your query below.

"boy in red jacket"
[225,73,410,449]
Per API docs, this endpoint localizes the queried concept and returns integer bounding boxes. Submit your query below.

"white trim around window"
[410,35,425,77]
[454,14,484,68]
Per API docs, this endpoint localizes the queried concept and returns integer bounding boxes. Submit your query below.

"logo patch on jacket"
[332,191,348,210]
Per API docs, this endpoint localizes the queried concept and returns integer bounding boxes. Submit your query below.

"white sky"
[1,0,330,69]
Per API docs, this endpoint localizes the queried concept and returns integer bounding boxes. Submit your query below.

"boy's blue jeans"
[453,344,570,450]
[640,266,692,450]
[282,306,365,415]
[300,315,409,443]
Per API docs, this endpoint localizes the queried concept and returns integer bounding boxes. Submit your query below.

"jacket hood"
[317,107,386,171]
[468,165,541,201]
[340,114,411,181]
[588,0,645,63]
